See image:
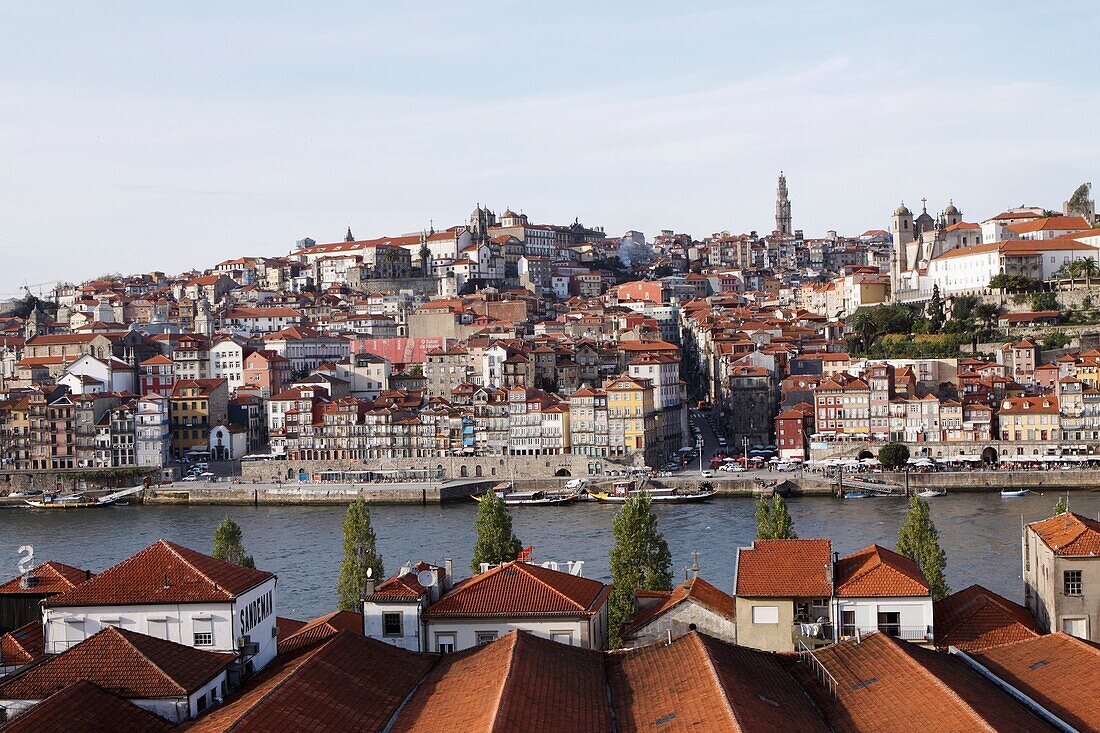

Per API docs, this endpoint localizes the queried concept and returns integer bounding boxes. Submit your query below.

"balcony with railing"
[837,625,933,643]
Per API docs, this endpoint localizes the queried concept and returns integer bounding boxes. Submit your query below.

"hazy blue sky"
[2,1,1097,295]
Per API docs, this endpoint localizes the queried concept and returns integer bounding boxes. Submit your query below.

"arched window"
[475,465,483,477]
[460,465,468,477]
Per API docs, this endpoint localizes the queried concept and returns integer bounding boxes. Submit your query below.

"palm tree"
[849,309,882,351]
[1083,257,1099,290]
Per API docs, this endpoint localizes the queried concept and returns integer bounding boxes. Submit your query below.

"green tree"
[927,285,945,332]
[951,295,979,321]
[897,496,950,601]
[877,442,910,470]
[212,516,255,568]
[973,303,999,336]
[755,493,797,539]
[336,499,385,611]
[470,491,523,573]
[1030,291,1059,312]
[1052,493,1069,516]
[607,492,673,648]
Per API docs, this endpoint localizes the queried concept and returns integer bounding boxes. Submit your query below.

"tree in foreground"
[896,496,950,601]
[608,492,673,648]
[212,516,255,568]
[470,491,523,573]
[336,499,385,611]
[1052,493,1069,516]
[755,493,797,540]
[878,442,910,471]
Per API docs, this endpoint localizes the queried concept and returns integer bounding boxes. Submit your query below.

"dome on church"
[895,202,911,216]
[944,200,959,215]
[502,208,518,218]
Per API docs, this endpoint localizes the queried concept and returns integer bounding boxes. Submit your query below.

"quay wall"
[240,455,629,483]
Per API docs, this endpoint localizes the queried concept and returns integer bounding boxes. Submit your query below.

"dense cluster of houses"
[0,510,1096,730]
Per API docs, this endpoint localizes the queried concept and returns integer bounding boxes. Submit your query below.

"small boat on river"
[470,482,577,506]
[918,489,947,498]
[588,480,716,504]
[1000,488,1030,498]
[24,485,144,509]
[842,490,874,499]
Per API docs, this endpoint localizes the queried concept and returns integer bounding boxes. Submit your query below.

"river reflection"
[2,491,1097,619]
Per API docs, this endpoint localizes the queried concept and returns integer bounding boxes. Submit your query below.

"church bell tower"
[775,172,792,236]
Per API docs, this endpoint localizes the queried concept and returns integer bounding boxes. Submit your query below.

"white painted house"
[420,560,609,652]
[362,560,453,652]
[41,541,278,675]
[832,544,934,645]
[209,337,247,393]
[0,626,235,724]
[59,354,135,395]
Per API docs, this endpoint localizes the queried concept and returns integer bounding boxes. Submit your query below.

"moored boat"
[1000,489,1030,497]
[25,493,107,508]
[470,483,577,506]
[587,481,716,504]
[842,490,874,499]
[918,489,947,498]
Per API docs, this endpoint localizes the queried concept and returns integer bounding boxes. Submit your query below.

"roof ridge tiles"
[488,632,523,733]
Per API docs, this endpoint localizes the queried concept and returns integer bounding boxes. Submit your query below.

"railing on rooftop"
[797,639,838,700]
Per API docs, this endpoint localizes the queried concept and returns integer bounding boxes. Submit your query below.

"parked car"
[181,475,198,482]
[700,470,715,478]
[721,464,745,473]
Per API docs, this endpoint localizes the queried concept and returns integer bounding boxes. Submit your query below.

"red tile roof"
[933,585,1042,651]
[1027,512,1100,556]
[835,545,929,597]
[186,631,435,733]
[0,620,44,667]
[425,561,608,618]
[0,561,92,596]
[0,680,174,733]
[277,609,363,656]
[0,627,235,700]
[622,576,735,637]
[391,630,612,733]
[735,539,832,597]
[970,633,1100,732]
[795,631,1057,732]
[43,540,274,608]
[609,632,828,732]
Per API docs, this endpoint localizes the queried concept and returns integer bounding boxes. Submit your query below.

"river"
[2,491,1097,620]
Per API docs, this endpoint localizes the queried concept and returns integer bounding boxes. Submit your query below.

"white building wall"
[363,599,426,651]
[43,602,236,654]
[833,595,933,641]
[425,608,606,652]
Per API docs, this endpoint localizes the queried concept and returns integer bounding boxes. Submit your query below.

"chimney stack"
[365,579,376,597]
[444,558,453,590]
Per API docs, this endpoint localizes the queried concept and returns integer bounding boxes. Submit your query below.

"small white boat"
[918,489,947,498]
[1000,489,1030,498]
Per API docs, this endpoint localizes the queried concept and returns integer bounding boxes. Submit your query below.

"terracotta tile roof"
[933,585,1042,651]
[275,616,306,639]
[795,631,1057,732]
[367,562,439,601]
[43,540,274,608]
[185,631,434,733]
[391,630,611,733]
[622,576,735,637]
[835,545,929,597]
[0,680,174,733]
[0,561,92,596]
[735,539,832,597]
[277,609,363,656]
[609,632,827,732]
[970,633,1100,732]
[1027,512,1100,556]
[425,561,608,619]
[0,620,44,667]
[0,627,235,700]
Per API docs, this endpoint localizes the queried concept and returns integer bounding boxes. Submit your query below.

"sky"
[2,1,1098,296]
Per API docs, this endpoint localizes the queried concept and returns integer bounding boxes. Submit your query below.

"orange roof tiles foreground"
[43,540,274,608]
[735,539,832,597]
[0,627,235,700]
[0,680,174,733]
[969,633,1100,733]
[933,584,1042,652]
[795,631,1058,732]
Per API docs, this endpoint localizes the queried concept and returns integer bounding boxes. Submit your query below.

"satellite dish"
[366,567,373,579]
[416,569,435,588]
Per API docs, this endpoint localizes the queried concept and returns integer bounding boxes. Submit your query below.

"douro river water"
[3,491,1097,620]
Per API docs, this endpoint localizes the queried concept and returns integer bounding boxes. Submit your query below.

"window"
[751,606,779,624]
[551,631,573,646]
[794,601,811,623]
[476,631,498,645]
[382,612,403,637]
[197,692,208,712]
[193,618,214,646]
[841,610,856,638]
[877,611,901,637]
[148,618,168,640]
[1062,617,1088,639]
[436,634,455,653]
[1064,570,1083,596]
